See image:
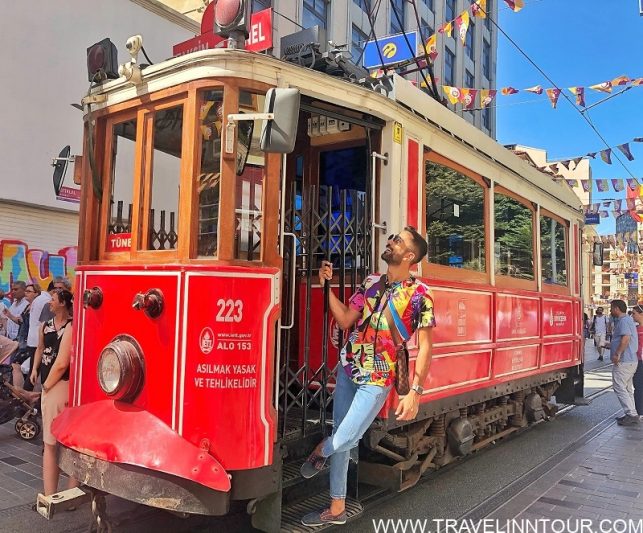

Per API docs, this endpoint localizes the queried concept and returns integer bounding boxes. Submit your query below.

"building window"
[494,193,534,280]
[251,0,270,12]
[540,215,567,286]
[422,0,434,9]
[390,0,405,33]
[466,20,474,60]
[425,159,486,272]
[353,0,370,10]
[444,48,455,87]
[446,0,456,24]
[482,106,490,129]
[303,0,328,29]
[482,39,490,79]
[485,0,492,30]
[420,18,433,40]
[351,24,368,63]
[465,69,474,88]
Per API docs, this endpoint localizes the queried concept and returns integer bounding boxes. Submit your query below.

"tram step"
[280,490,363,532]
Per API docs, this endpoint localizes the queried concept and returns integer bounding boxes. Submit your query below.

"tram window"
[494,193,534,280]
[235,91,266,260]
[145,105,183,251]
[425,160,485,272]
[540,215,567,285]
[197,90,223,257]
[108,118,137,239]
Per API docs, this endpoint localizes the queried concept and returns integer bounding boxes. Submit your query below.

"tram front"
[50,47,299,516]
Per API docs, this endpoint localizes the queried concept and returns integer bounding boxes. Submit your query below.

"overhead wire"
[407,0,441,101]
[354,0,384,67]
[483,5,638,179]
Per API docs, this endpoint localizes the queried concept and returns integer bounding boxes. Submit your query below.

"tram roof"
[88,48,582,215]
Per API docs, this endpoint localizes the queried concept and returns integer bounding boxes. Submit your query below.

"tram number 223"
[216,299,243,323]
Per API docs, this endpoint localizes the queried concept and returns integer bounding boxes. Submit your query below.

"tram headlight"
[97,336,145,402]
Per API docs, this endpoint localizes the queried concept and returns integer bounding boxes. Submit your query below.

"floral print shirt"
[340,274,436,387]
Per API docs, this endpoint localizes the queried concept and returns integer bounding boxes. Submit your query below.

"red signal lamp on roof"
[214,0,252,39]
[87,38,119,83]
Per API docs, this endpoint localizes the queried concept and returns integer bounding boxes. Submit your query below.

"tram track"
[338,362,618,531]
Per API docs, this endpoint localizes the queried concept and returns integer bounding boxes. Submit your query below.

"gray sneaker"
[617,415,640,426]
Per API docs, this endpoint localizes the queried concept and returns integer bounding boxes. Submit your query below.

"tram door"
[278,108,381,439]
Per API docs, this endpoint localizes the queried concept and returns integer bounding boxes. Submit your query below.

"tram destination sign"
[363,31,418,69]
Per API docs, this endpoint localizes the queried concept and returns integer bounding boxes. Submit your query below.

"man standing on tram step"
[610,299,640,426]
[300,227,436,527]
[592,306,610,361]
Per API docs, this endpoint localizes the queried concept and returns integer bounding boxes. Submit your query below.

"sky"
[495,0,643,235]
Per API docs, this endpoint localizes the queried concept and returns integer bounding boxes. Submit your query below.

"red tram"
[48,24,584,532]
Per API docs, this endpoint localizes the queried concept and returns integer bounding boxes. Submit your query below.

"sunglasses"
[633,306,643,314]
[388,234,404,245]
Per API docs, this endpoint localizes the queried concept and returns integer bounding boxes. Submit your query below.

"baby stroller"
[0,364,41,440]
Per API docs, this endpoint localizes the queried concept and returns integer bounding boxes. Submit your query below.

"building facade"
[160,0,499,138]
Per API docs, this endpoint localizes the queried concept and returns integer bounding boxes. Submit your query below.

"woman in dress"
[30,289,78,496]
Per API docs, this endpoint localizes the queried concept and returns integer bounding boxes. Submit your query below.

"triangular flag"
[565,179,577,188]
[617,143,634,161]
[480,89,496,107]
[568,87,585,107]
[602,201,612,208]
[600,149,612,164]
[460,88,478,109]
[503,0,524,12]
[471,0,487,18]
[456,11,470,45]
[443,86,462,105]
[627,178,639,190]
[586,152,597,159]
[439,22,453,37]
[545,88,561,108]
[633,137,643,143]
[612,179,625,192]
[593,203,601,211]
[599,211,608,218]
[596,179,609,192]
[613,210,623,217]
[559,160,570,170]
[612,75,630,86]
[501,86,519,95]
[424,34,438,62]
[581,180,590,192]
[631,78,643,86]
[614,199,623,210]
[572,156,583,167]
[524,85,543,95]
[589,81,612,93]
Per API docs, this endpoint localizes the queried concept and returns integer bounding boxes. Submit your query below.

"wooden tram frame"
[50,48,585,531]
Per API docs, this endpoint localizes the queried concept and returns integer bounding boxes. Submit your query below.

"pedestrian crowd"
[0,276,78,499]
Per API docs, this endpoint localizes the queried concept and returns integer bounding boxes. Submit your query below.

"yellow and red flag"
[471,0,487,18]
[456,11,470,45]
[443,86,462,105]
[480,89,497,107]
[568,87,585,107]
[589,81,612,93]
[424,34,438,62]
[612,75,630,86]
[630,78,643,86]
[545,88,561,108]
[503,0,524,12]
[439,22,453,37]
[501,86,519,95]
[460,88,478,109]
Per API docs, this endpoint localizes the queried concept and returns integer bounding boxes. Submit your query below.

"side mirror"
[593,242,604,266]
[260,88,300,153]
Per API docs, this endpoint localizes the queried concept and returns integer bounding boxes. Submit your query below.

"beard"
[381,248,403,265]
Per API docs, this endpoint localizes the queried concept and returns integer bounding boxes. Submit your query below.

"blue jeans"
[320,367,391,500]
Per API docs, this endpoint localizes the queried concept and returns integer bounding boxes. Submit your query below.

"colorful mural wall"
[0,240,77,292]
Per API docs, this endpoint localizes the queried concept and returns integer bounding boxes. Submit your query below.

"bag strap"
[358,274,388,333]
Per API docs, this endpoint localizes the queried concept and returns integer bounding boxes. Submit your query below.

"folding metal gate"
[278,183,372,439]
